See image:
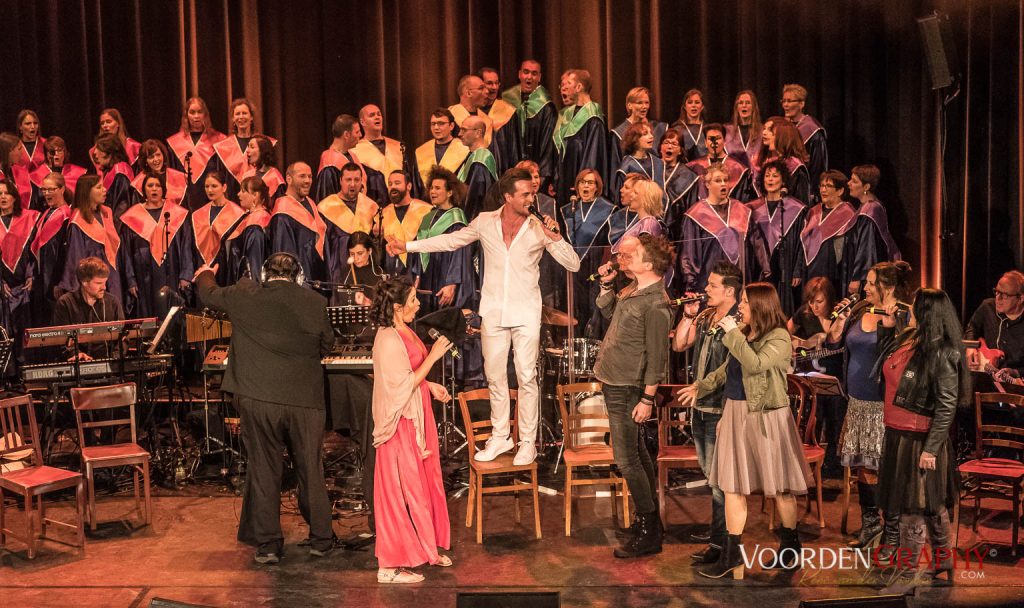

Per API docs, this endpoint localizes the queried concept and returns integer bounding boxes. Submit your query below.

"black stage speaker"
[456,592,559,608]
[917,11,959,90]
[799,594,909,608]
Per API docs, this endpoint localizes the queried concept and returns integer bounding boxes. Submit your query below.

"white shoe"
[474,435,514,462]
[512,440,537,466]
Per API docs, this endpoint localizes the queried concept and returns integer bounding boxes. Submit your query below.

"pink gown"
[373,326,450,568]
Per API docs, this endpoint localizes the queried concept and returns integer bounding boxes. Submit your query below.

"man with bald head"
[314,113,387,205]
[553,68,612,204]
[270,161,328,284]
[352,104,423,199]
[449,75,493,147]
[502,59,557,191]
[478,66,522,176]
[457,115,498,219]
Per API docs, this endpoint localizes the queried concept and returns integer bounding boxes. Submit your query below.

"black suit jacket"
[196,273,334,409]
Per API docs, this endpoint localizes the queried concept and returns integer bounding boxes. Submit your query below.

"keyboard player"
[51,257,125,360]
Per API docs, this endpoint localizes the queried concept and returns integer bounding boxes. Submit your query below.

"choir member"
[121,173,192,317]
[166,96,227,210]
[14,110,45,172]
[270,162,328,284]
[92,133,138,226]
[188,172,246,287]
[517,160,563,311]
[377,170,431,276]
[0,179,40,366]
[352,104,423,200]
[660,129,701,239]
[414,108,469,188]
[757,116,811,204]
[448,75,493,147]
[688,123,754,202]
[0,132,34,212]
[614,123,666,205]
[608,173,643,246]
[554,69,611,204]
[318,162,378,291]
[478,67,522,175]
[315,114,381,203]
[131,139,188,205]
[240,135,286,200]
[671,89,707,162]
[845,164,901,295]
[612,86,669,159]
[798,170,858,296]
[31,172,73,325]
[724,91,764,171]
[501,59,557,190]
[612,178,665,255]
[29,136,87,201]
[230,176,273,283]
[747,160,807,315]
[343,231,385,290]
[781,84,828,201]
[59,174,125,304]
[679,166,768,293]
[214,98,276,198]
[456,115,498,220]
[92,108,142,171]
[563,169,615,336]
[408,166,474,316]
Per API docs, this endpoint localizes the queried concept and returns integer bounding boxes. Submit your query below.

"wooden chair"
[70,383,151,531]
[457,388,541,544]
[556,382,629,536]
[0,394,85,559]
[767,376,825,528]
[655,384,700,526]
[958,392,1024,555]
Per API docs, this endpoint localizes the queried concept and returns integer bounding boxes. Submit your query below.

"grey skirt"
[839,397,884,470]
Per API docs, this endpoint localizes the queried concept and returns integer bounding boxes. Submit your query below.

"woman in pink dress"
[370,278,453,583]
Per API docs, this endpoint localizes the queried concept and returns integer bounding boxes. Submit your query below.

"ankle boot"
[875,511,901,564]
[697,533,745,580]
[763,526,802,571]
[691,533,724,564]
[850,482,883,548]
[615,514,639,541]
[613,511,663,558]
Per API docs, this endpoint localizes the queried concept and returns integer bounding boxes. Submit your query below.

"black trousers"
[236,395,334,553]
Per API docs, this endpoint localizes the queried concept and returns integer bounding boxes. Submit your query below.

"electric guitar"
[976,338,1024,386]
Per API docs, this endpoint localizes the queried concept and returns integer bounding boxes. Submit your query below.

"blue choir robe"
[675,122,707,162]
[318,193,378,292]
[376,198,432,277]
[120,201,192,317]
[553,102,612,204]
[484,99,523,175]
[166,130,229,210]
[608,207,638,247]
[796,115,829,204]
[101,162,138,228]
[59,206,126,304]
[502,85,558,190]
[351,137,423,200]
[457,148,498,220]
[313,148,387,205]
[798,202,858,295]
[724,123,764,173]
[408,207,476,316]
[186,201,246,287]
[241,166,287,201]
[679,199,769,293]
[687,155,756,203]
[614,154,668,207]
[30,204,71,326]
[612,119,668,160]
[414,139,470,188]
[212,134,279,201]
[844,199,902,286]
[29,163,87,210]
[754,156,812,204]
[561,196,615,337]
[228,208,271,284]
[0,209,41,364]
[748,196,807,315]
[663,162,702,240]
[269,195,329,284]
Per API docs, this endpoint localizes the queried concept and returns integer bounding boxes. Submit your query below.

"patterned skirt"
[839,397,884,470]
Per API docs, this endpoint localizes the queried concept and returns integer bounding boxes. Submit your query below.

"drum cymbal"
[541,305,577,326]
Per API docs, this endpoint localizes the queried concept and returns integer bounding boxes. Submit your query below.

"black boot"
[875,511,901,564]
[613,511,663,558]
[697,533,745,579]
[923,509,955,586]
[691,533,724,564]
[763,526,802,571]
[849,482,883,548]
[617,504,659,541]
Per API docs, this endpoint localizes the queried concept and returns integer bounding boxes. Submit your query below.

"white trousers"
[480,317,540,443]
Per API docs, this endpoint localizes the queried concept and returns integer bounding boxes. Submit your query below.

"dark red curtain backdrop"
[1,0,1020,317]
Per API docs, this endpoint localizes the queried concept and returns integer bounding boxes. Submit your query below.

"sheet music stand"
[327,305,375,341]
[793,372,846,398]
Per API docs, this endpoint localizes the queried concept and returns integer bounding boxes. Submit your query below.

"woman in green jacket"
[679,282,812,580]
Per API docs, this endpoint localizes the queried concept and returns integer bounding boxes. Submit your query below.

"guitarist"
[965,270,1024,380]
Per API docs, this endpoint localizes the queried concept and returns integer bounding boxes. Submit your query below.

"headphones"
[260,252,305,286]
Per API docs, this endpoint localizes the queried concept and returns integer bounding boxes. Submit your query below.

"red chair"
[70,383,152,531]
[958,392,1024,555]
[0,394,86,559]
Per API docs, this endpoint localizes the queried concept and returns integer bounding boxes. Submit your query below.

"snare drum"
[560,338,601,377]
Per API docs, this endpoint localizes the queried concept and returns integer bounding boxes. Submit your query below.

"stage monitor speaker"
[799,593,909,608]
[917,11,959,90]
[456,592,560,608]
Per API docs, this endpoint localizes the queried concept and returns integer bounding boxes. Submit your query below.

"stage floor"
[1,482,1023,607]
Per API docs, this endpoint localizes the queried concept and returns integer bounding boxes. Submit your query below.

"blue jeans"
[602,384,657,514]
[691,408,726,544]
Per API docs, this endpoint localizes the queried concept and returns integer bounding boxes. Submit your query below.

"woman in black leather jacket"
[875,288,971,584]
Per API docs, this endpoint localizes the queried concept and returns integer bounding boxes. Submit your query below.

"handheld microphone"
[670,294,708,306]
[587,262,618,282]
[830,293,861,320]
[866,304,910,316]
[707,312,742,336]
[527,204,558,233]
[428,328,460,359]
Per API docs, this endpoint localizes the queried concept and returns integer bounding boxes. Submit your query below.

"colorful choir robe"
[687,155,756,203]
[501,85,557,189]
[60,206,125,304]
[0,209,41,363]
[414,138,470,188]
[748,196,807,315]
[484,99,522,175]
[614,154,668,207]
[457,148,498,220]
[29,163,88,203]
[129,169,188,206]
[351,137,423,200]
[612,119,669,158]
[90,138,142,173]
[561,196,615,337]
[30,204,71,325]
[663,162,702,239]
[724,124,765,173]
[270,195,328,284]
[165,130,228,210]
[228,208,271,284]
[212,134,278,199]
[241,166,287,201]
[16,138,46,172]
[754,156,812,204]
[318,193,378,290]
[101,162,138,228]
[553,101,612,204]
[313,148,385,205]
[408,206,475,316]
[449,104,494,147]
[679,199,769,292]
[845,199,902,286]
[798,201,858,295]
[795,115,829,204]
[1,165,35,213]
[376,199,432,275]
[677,122,707,162]
[188,201,247,287]
[120,201,192,317]
[608,207,638,247]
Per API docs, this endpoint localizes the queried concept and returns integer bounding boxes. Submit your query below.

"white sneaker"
[474,435,514,462]
[512,440,537,466]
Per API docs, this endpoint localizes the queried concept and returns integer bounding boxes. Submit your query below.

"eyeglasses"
[429,121,450,127]
[994,289,1022,299]
[780,98,803,104]
[819,183,836,190]
[578,179,597,186]
[39,187,57,193]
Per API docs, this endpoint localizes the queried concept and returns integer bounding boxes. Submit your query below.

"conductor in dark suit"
[194,252,335,564]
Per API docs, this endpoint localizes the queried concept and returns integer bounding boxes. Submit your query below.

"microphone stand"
[161,211,171,265]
